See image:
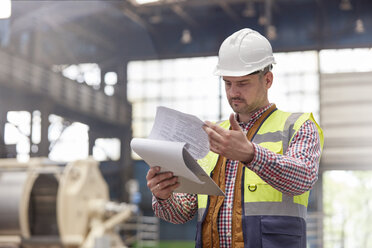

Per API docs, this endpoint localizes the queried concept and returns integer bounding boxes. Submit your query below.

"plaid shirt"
[152,104,322,247]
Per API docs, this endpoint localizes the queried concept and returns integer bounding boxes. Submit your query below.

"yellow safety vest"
[196,110,323,234]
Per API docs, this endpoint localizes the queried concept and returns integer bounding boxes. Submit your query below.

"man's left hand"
[203,113,255,163]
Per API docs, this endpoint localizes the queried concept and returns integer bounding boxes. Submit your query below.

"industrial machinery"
[0,158,136,248]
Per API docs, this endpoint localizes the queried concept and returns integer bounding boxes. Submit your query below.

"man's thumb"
[229,113,240,130]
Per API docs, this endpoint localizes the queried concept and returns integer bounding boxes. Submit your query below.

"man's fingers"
[148,172,174,188]
[229,113,240,131]
[152,178,179,200]
[166,182,180,191]
[156,178,179,192]
[146,167,179,200]
[147,167,173,181]
[203,122,225,143]
[146,166,160,180]
[209,144,220,154]
[153,175,177,190]
[205,121,228,134]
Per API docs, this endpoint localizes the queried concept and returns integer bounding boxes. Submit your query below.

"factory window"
[320,48,372,73]
[323,170,372,248]
[31,110,41,145]
[128,56,222,139]
[104,72,117,96]
[55,64,119,96]
[271,51,320,121]
[320,47,372,248]
[93,138,121,161]
[128,51,320,140]
[48,115,89,162]
[54,63,101,89]
[4,111,31,162]
[3,110,42,161]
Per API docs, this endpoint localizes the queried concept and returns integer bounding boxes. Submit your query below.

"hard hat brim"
[214,68,258,77]
[214,60,276,77]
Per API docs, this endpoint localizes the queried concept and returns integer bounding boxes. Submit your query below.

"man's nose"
[229,84,241,97]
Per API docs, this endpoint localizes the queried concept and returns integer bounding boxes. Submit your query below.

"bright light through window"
[104,85,115,96]
[93,138,121,161]
[320,48,372,73]
[61,63,101,87]
[127,52,320,140]
[323,171,372,247]
[104,72,118,85]
[128,56,221,139]
[4,111,30,162]
[133,0,159,5]
[48,115,89,162]
[0,0,11,19]
[270,51,320,121]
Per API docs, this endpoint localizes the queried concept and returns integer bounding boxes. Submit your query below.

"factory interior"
[0,0,372,247]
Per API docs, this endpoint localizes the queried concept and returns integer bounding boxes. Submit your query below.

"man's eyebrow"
[237,79,251,83]
[223,78,251,83]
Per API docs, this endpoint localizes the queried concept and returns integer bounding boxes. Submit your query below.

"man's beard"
[228,97,261,116]
[228,97,249,113]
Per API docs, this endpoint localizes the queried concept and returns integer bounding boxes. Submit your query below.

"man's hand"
[203,113,255,163]
[146,166,180,200]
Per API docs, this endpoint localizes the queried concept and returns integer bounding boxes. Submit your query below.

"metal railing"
[0,49,130,126]
[118,215,159,248]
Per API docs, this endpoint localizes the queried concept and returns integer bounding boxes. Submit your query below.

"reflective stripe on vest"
[197,110,323,222]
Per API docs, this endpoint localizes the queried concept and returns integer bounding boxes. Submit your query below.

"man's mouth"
[231,98,243,104]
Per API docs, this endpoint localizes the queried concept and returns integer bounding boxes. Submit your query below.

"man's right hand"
[146,166,180,200]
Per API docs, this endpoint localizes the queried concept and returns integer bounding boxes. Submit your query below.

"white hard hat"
[214,28,276,77]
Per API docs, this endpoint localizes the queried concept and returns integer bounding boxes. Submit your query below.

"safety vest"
[196,109,324,248]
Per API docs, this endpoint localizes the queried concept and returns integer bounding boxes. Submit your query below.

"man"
[146,28,323,248]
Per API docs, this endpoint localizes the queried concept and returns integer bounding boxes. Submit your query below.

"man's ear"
[265,71,273,89]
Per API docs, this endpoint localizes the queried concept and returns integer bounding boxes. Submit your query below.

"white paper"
[131,106,224,196]
[130,138,202,184]
[148,106,209,159]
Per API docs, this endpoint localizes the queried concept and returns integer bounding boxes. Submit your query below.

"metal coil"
[0,172,28,235]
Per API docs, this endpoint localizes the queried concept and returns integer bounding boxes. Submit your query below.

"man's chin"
[231,106,243,113]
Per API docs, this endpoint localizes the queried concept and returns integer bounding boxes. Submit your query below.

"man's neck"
[237,113,252,123]
[237,103,272,123]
